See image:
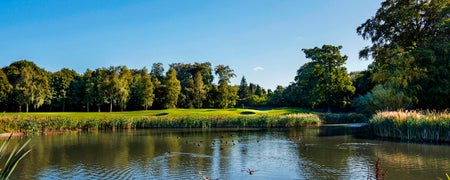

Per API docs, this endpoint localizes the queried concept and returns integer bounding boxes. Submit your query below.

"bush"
[352,85,413,114]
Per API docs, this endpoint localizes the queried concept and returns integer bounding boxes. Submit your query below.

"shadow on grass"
[240,111,256,115]
[155,112,169,116]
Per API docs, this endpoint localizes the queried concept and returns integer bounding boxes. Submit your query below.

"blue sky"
[0,0,382,90]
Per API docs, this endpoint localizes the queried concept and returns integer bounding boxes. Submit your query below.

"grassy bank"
[370,111,450,143]
[0,108,321,134]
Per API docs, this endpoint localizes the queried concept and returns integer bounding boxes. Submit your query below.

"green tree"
[68,75,85,111]
[129,68,155,110]
[170,63,194,108]
[151,63,165,109]
[150,62,165,82]
[302,45,355,112]
[4,60,51,112]
[357,0,450,109]
[193,62,214,85]
[205,84,220,108]
[293,62,322,108]
[100,66,132,112]
[0,70,12,106]
[191,71,206,108]
[169,62,213,108]
[237,76,249,106]
[350,70,375,96]
[82,69,99,112]
[214,65,237,108]
[117,66,132,111]
[139,68,155,110]
[267,85,286,107]
[255,85,265,97]
[163,67,181,109]
[50,68,79,112]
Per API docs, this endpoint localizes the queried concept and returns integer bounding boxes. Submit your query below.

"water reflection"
[10,127,450,179]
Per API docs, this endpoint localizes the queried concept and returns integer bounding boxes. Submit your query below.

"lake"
[10,125,450,179]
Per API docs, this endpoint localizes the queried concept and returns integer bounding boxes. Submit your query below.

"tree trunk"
[86,103,90,112]
[98,105,101,112]
[110,102,113,112]
[19,105,22,112]
[26,104,29,113]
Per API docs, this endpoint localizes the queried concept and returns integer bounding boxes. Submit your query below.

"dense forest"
[0,0,448,113]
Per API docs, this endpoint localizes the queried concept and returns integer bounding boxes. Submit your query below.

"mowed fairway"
[3,108,310,119]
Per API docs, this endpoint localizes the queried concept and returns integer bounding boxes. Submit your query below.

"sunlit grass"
[2,108,308,119]
[0,108,321,134]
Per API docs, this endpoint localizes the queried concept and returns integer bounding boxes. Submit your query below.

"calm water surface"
[10,125,450,180]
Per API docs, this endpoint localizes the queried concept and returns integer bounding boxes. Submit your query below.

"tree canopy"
[301,45,355,112]
[356,0,450,110]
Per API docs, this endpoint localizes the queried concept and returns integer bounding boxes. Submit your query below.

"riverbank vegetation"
[370,111,450,143]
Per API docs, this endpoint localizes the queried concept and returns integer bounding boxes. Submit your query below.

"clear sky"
[0,0,382,90]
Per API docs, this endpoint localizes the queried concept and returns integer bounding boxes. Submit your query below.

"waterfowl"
[242,168,255,175]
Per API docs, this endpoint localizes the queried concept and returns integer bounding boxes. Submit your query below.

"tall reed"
[0,113,322,134]
[0,134,31,179]
[370,111,450,142]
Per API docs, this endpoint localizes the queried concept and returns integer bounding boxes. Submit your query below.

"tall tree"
[254,85,265,97]
[150,62,165,82]
[192,62,214,85]
[50,68,79,112]
[0,69,12,106]
[204,84,220,108]
[302,45,355,112]
[292,62,321,108]
[248,83,257,95]
[68,75,85,111]
[214,65,237,108]
[82,69,98,112]
[4,60,51,112]
[237,76,249,106]
[170,63,194,108]
[191,71,206,108]
[100,66,132,112]
[357,0,450,109]
[117,66,132,111]
[129,68,155,110]
[267,85,286,107]
[163,67,181,109]
[151,63,165,109]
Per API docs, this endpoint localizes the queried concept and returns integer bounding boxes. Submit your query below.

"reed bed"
[370,111,450,142]
[0,113,321,134]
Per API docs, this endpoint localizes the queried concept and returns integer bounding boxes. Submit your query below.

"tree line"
[0,61,247,112]
[0,46,358,113]
[1,0,448,113]
[0,52,357,113]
